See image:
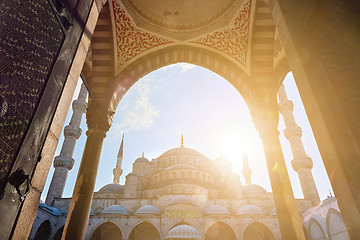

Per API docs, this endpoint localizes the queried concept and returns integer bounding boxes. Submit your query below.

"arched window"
[33,220,51,240]
[129,222,160,240]
[91,222,122,240]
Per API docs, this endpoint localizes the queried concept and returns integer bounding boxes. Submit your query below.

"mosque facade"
[28,83,350,240]
[29,138,348,240]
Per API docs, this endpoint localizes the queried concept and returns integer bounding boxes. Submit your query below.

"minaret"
[181,134,184,147]
[242,151,252,185]
[278,84,320,206]
[46,84,87,206]
[113,133,124,184]
[241,137,252,185]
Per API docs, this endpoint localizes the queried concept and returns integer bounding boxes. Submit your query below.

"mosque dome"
[135,205,161,215]
[165,225,201,239]
[135,156,150,163]
[242,184,267,195]
[236,205,264,215]
[204,205,230,216]
[160,146,205,158]
[98,183,124,194]
[165,164,200,171]
[102,205,129,215]
[168,195,196,206]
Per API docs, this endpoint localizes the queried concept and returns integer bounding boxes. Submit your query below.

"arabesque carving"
[112,1,173,66]
[191,0,252,66]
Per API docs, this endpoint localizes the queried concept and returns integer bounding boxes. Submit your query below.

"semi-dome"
[204,205,230,215]
[98,183,124,194]
[102,205,129,215]
[236,205,264,215]
[168,195,196,206]
[165,225,201,239]
[160,146,205,158]
[135,205,161,215]
[165,164,200,171]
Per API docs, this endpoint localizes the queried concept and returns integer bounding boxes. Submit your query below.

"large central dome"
[160,146,205,158]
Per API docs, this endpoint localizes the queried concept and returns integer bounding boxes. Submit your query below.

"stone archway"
[33,220,51,240]
[90,222,122,240]
[326,208,350,240]
[205,222,236,240]
[128,222,160,240]
[308,218,326,240]
[243,222,275,240]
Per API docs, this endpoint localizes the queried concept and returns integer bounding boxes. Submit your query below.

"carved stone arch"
[110,44,253,111]
[204,220,237,240]
[88,219,123,240]
[127,220,161,240]
[307,218,327,240]
[241,220,276,240]
[326,208,350,240]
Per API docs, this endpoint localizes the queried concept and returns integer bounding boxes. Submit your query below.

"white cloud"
[160,63,196,73]
[114,77,159,133]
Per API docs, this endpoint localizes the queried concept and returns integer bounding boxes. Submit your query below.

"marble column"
[278,85,320,206]
[46,84,87,206]
[251,97,306,240]
[62,100,113,240]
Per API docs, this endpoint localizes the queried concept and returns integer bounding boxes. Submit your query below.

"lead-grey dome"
[135,205,161,215]
[160,146,205,158]
[98,184,124,194]
[204,205,230,216]
[236,205,264,215]
[102,205,129,215]
[165,225,201,239]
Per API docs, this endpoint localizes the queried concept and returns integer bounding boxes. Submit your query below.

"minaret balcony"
[54,155,75,170]
[64,125,82,139]
[291,156,313,171]
[284,125,302,139]
[72,99,87,113]
[279,100,293,114]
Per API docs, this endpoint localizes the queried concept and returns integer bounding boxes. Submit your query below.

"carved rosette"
[190,0,252,66]
[112,1,174,66]
[54,155,75,170]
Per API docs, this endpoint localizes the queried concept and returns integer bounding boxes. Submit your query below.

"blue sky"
[41,63,333,201]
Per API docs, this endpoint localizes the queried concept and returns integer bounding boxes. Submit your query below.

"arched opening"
[243,222,275,240]
[326,209,350,240]
[53,226,64,240]
[129,222,160,240]
[90,222,122,240]
[205,222,236,240]
[308,218,326,240]
[33,220,51,240]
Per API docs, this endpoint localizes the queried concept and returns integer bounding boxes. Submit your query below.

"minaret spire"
[181,134,184,147]
[278,84,320,206]
[113,133,124,184]
[46,84,87,206]
[241,134,252,185]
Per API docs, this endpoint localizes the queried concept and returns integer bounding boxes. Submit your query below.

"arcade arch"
[205,222,236,240]
[308,218,326,240]
[33,220,51,240]
[326,209,350,240]
[128,222,160,240]
[243,222,275,240]
[90,222,122,240]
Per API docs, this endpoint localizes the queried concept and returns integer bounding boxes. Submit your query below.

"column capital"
[86,100,114,133]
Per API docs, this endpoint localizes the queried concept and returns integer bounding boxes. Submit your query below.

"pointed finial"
[181,134,184,147]
[142,152,144,158]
